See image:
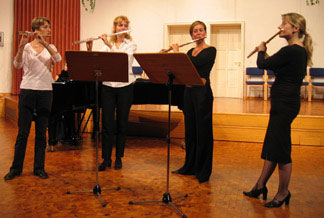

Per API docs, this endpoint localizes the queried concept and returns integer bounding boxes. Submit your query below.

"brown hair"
[189,20,207,36]
[110,15,132,43]
[31,17,50,31]
[282,13,313,66]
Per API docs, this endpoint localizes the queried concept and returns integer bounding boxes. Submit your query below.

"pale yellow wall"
[81,0,324,69]
[0,0,14,93]
[237,0,324,67]
[0,0,323,94]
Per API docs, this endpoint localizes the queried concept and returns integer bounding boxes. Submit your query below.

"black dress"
[257,44,307,164]
[181,46,216,182]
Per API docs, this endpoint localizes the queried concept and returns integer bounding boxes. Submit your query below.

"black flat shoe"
[98,159,112,171]
[171,167,194,175]
[171,169,184,174]
[34,170,49,179]
[114,158,122,170]
[197,176,209,184]
[243,186,268,200]
[4,170,21,180]
[265,191,291,208]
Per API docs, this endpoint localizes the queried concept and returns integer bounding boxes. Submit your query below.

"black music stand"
[129,53,203,218]
[65,51,129,207]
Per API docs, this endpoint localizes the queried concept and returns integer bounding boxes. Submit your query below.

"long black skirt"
[261,97,300,164]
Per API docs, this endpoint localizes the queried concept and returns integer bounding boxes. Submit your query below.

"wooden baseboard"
[127,111,324,146]
[4,96,324,146]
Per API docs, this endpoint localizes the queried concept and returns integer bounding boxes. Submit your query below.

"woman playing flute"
[86,15,137,170]
[171,21,216,183]
[4,17,61,180]
[243,12,313,207]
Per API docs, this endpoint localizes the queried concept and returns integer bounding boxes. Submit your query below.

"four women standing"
[4,13,315,209]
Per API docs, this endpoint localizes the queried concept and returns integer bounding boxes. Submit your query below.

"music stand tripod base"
[129,192,188,218]
[67,185,121,207]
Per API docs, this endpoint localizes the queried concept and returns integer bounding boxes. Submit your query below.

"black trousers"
[183,84,214,181]
[101,84,133,160]
[10,89,52,173]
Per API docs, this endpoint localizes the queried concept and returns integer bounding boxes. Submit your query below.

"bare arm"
[14,34,30,66]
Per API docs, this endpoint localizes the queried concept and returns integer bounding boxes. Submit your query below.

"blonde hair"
[31,17,50,31]
[110,15,132,43]
[282,13,313,66]
[189,20,207,36]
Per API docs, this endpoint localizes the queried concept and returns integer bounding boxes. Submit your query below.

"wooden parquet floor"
[0,118,323,218]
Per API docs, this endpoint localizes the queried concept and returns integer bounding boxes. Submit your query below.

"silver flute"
[163,36,207,52]
[72,30,132,45]
[17,31,51,36]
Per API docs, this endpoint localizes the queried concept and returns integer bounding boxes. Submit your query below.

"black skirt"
[261,97,300,164]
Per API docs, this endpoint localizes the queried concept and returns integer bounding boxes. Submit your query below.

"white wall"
[0,0,14,93]
[0,0,323,93]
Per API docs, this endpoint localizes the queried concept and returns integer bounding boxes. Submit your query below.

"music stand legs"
[66,78,120,207]
[129,192,188,218]
[129,72,188,217]
[67,184,120,207]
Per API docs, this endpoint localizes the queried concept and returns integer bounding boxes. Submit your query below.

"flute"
[163,36,207,52]
[72,30,132,45]
[17,31,51,37]
[247,29,283,58]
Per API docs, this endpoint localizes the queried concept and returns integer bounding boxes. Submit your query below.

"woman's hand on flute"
[99,34,112,49]
[15,34,30,63]
[86,40,93,51]
[35,32,48,47]
[159,43,179,53]
[257,41,267,52]
[171,44,179,52]
[18,34,30,49]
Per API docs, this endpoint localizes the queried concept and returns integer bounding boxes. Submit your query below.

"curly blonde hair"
[110,15,132,43]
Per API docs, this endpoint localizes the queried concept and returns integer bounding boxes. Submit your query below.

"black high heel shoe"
[243,186,268,200]
[264,191,291,208]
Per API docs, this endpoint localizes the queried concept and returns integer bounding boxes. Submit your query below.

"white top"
[99,39,137,88]
[14,43,62,90]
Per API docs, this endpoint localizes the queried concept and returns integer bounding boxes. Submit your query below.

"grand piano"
[48,73,184,146]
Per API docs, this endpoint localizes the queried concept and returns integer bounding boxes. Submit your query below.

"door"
[210,24,243,98]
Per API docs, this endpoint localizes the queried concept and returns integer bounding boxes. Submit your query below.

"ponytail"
[303,32,313,66]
